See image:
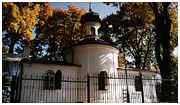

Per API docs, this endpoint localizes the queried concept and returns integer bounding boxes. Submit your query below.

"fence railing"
[87,72,157,103]
[2,72,178,103]
[19,72,87,103]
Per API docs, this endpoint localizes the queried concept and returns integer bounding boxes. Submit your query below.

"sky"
[50,2,118,18]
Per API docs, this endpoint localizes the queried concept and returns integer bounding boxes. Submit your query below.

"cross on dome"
[89,2,92,12]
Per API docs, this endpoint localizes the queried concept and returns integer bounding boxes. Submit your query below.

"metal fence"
[18,72,87,103]
[2,71,178,103]
[87,72,157,103]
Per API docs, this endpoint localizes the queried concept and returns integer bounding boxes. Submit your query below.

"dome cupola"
[80,3,102,37]
[80,11,102,25]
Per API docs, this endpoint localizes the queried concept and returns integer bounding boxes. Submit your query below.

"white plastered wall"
[22,62,79,75]
[72,44,119,76]
[20,62,80,103]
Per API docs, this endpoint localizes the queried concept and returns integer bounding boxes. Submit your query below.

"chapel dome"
[80,10,102,24]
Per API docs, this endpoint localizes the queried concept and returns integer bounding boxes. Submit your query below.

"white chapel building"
[2,7,158,103]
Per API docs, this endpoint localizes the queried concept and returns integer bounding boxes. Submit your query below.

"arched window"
[55,70,62,89]
[91,27,95,35]
[44,70,55,90]
[135,76,141,91]
[98,71,108,90]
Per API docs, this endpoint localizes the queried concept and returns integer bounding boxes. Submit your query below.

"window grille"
[44,70,55,90]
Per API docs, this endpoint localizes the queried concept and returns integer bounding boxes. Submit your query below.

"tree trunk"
[9,32,18,53]
[9,41,15,53]
[152,2,172,102]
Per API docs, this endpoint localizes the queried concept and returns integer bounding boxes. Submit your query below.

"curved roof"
[62,38,118,54]
[80,11,102,24]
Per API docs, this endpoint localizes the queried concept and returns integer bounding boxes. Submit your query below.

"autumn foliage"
[2,2,53,53]
[3,2,52,40]
[33,4,86,60]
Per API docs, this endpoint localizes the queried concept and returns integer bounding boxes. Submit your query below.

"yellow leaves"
[39,2,53,21]
[67,4,86,19]
[3,2,12,7]
[37,3,87,48]
[68,4,79,13]
[23,30,34,40]
[11,3,22,25]
[33,4,40,16]
[2,2,47,41]
[171,20,178,35]
[120,2,155,29]
[10,22,19,32]
[79,8,86,15]
[28,2,34,7]
[54,7,69,17]
[39,21,45,26]
[54,7,62,13]
[168,3,178,35]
